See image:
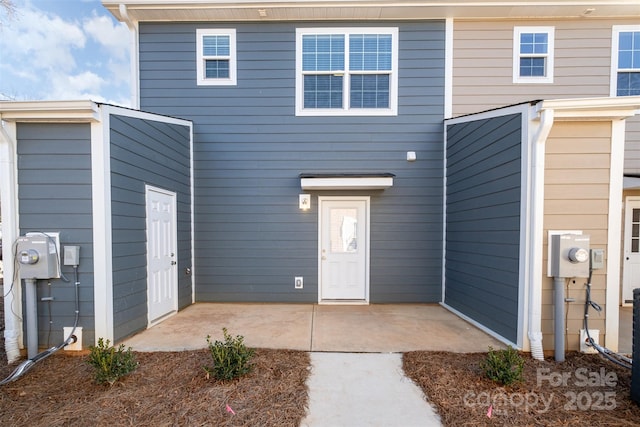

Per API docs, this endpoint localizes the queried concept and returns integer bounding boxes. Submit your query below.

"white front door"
[146,186,178,324]
[623,198,640,305]
[319,197,369,302]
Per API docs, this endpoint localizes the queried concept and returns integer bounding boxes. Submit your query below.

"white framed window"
[295,27,399,116]
[196,29,236,86]
[611,25,640,97]
[513,27,554,84]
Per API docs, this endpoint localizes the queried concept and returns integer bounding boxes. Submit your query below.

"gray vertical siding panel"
[16,123,95,348]
[445,113,522,342]
[109,114,191,341]
[139,21,445,303]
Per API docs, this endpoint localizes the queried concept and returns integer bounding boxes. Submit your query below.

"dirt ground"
[0,348,639,426]
[0,348,310,426]
[404,351,640,426]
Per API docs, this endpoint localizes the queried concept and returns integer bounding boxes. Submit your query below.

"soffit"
[0,101,101,123]
[300,173,395,190]
[103,1,640,22]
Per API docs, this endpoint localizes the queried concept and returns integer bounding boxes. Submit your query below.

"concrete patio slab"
[122,303,504,353]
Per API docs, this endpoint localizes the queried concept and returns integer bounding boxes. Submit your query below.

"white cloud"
[0,1,130,105]
[83,12,130,60]
[50,70,106,99]
[1,6,86,75]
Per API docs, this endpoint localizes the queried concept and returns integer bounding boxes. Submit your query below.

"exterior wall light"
[299,194,311,210]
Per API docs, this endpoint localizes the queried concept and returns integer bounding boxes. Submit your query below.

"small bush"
[480,345,524,386]
[204,328,254,381]
[87,338,138,386]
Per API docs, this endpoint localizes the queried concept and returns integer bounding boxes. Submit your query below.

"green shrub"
[480,345,524,386]
[87,338,138,386]
[204,328,254,381]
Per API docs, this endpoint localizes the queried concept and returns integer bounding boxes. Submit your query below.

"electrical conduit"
[0,265,80,385]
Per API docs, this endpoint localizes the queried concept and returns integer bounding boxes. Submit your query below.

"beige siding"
[452,19,640,176]
[542,121,612,351]
[625,116,640,174]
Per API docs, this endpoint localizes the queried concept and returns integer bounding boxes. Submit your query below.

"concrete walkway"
[123,303,504,353]
[301,352,441,427]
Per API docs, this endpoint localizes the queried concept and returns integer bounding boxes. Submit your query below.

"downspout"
[0,119,22,363]
[119,4,140,109]
[527,105,554,361]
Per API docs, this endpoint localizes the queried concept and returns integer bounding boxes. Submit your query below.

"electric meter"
[550,234,590,278]
[568,247,589,264]
[16,234,60,279]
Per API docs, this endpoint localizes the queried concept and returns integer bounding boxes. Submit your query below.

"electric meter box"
[16,234,60,279]
[550,234,590,278]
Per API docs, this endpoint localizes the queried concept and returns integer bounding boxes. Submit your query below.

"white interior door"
[623,198,640,305]
[146,186,178,324]
[319,198,369,302]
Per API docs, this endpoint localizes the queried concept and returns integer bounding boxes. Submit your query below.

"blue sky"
[0,0,131,106]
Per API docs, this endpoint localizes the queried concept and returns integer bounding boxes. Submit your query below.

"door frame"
[145,184,179,325]
[622,196,640,306]
[318,196,370,304]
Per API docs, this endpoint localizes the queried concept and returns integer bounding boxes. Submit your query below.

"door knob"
[171,261,177,265]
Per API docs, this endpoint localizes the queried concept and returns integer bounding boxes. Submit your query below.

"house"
[1,0,639,361]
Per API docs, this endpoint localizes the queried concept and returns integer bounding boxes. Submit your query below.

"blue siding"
[17,123,95,348]
[445,113,522,342]
[110,114,192,341]
[139,21,445,303]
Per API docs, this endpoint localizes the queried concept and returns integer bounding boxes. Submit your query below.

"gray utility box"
[16,234,60,279]
[550,234,590,278]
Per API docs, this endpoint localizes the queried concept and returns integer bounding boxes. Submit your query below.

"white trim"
[444,102,532,125]
[444,18,453,119]
[605,119,625,352]
[441,123,448,303]
[189,125,195,303]
[516,110,533,350]
[119,4,140,109]
[295,27,398,117]
[0,120,23,362]
[100,104,192,127]
[513,26,555,84]
[610,25,640,98]
[91,112,114,344]
[441,302,520,349]
[196,28,237,86]
[0,100,101,122]
[103,1,640,22]
[301,176,393,190]
[318,196,370,304]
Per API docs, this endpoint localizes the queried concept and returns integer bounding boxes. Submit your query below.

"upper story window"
[513,27,554,84]
[296,28,398,116]
[612,26,640,96]
[196,29,236,86]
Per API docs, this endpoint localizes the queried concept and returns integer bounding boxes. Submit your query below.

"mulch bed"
[0,348,310,426]
[403,351,640,426]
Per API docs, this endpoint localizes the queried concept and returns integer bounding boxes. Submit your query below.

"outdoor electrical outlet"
[579,329,599,354]
[295,276,303,289]
[63,327,82,351]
